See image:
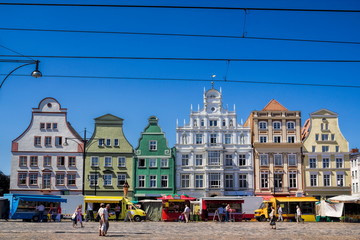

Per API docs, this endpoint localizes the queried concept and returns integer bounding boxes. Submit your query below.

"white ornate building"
[175,87,253,198]
[10,98,83,195]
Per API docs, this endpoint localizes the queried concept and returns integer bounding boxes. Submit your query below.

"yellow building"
[301,109,351,199]
[245,100,304,198]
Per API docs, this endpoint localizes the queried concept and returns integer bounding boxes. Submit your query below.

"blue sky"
[1,0,360,175]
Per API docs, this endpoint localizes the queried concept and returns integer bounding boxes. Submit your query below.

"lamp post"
[0,59,42,88]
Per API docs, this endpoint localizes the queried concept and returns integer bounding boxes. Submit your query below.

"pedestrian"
[269,206,276,230]
[86,202,94,222]
[56,205,62,222]
[296,205,303,223]
[36,203,45,222]
[277,205,283,222]
[183,205,191,223]
[74,205,84,228]
[225,204,231,222]
[104,204,111,235]
[115,204,121,221]
[98,203,106,236]
[217,206,224,222]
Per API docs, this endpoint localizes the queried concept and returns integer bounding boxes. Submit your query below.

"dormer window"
[149,140,157,151]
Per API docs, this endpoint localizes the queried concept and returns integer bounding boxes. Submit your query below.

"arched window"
[273,121,281,130]
[259,121,267,130]
[287,121,295,130]
[201,120,204,127]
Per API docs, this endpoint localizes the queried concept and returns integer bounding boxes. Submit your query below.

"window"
[98,139,105,146]
[209,120,218,127]
[225,174,234,188]
[53,123,58,129]
[195,174,203,188]
[273,121,281,130]
[45,136,52,146]
[322,158,330,168]
[30,156,38,167]
[287,121,295,129]
[117,174,126,186]
[287,136,295,143]
[68,157,76,167]
[259,136,267,143]
[274,154,283,166]
[106,139,111,146]
[91,156,99,167]
[239,174,247,188]
[321,134,329,141]
[43,156,51,167]
[138,159,146,167]
[337,174,344,187]
[331,134,335,141]
[150,175,156,188]
[67,174,76,185]
[161,159,169,168]
[201,120,204,126]
[40,123,45,130]
[222,120,226,127]
[104,156,112,167]
[312,146,316,152]
[322,146,329,152]
[259,121,267,129]
[89,174,98,186]
[161,175,168,188]
[238,154,246,166]
[34,136,41,145]
[310,174,317,186]
[321,122,329,130]
[289,172,297,188]
[210,134,217,144]
[149,140,157,151]
[18,173,27,185]
[195,134,203,144]
[56,174,65,185]
[46,123,52,129]
[323,174,330,187]
[224,134,232,144]
[309,158,316,168]
[118,157,126,167]
[149,159,157,168]
[274,136,281,143]
[29,173,38,185]
[336,158,343,168]
[288,154,297,166]
[43,174,51,188]
[315,134,319,141]
[209,173,221,188]
[225,154,233,166]
[19,156,27,167]
[181,174,190,188]
[195,155,203,166]
[208,151,220,165]
[103,174,112,186]
[55,136,62,146]
[261,172,269,188]
[335,146,339,152]
[260,154,269,166]
[138,176,145,188]
[114,139,119,147]
[57,156,65,167]
[182,154,189,166]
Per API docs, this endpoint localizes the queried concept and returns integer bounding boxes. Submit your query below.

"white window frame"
[149,158,157,168]
[182,154,189,166]
[91,156,99,167]
[259,135,267,143]
[259,121,267,130]
[224,134,232,144]
[274,154,283,166]
[98,139,105,147]
[29,173,38,185]
[287,121,295,129]
[260,154,269,166]
[55,136,62,146]
[56,173,65,185]
[336,158,343,168]
[209,173,221,188]
[239,174,247,189]
[322,158,330,168]
[287,135,295,143]
[117,174,126,186]
[103,174,112,186]
[273,121,281,130]
[149,140,157,151]
[67,174,76,185]
[225,174,234,189]
[260,171,269,188]
[161,159,169,168]
[323,174,331,187]
[288,154,297,166]
[138,175,145,188]
[181,174,190,188]
[337,174,344,187]
[195,134,203,144]
[195,174,203,188]
[225,154,233,166]
[310,174,318,187]
[138,159,146,168]
[118,157,126,167]
[106,139,111,146]
[195,154,203,166]
[273,136,281,143]
[289,171,297,188]
[104,156,112,167]
[238,154,246,166]
[210,134,217,144]
[161,175,168,188]
[208,151,220,166]
[309,158,316,168]
[114,139,119,147]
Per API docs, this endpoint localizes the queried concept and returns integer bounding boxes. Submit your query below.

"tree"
[0,171,10,196]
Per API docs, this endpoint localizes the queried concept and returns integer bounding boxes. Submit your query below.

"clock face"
[211,107,216,112]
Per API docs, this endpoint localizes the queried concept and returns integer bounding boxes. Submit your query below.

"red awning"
[157,194,196,200]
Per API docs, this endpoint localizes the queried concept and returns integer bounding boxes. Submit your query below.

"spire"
[198,104,200,111]
[176,118,178,127]
[234,104,236,111]
[190,104,193,111]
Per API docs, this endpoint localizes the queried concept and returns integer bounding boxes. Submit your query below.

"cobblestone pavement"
[0,220,359,240]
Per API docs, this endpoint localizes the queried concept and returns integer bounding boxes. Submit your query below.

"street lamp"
[0,59,42,88]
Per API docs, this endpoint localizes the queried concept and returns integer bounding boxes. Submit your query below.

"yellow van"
[84,196,146,222]
[254,197,318,222]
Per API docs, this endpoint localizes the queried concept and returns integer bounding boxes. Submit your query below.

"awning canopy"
[157,194,196,200]
[328,195,360,203]
[84,196,124,203]
[17,196,67,203]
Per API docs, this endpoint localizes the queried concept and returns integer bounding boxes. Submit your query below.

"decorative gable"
[262,99,288,111]
[310,109,338,117]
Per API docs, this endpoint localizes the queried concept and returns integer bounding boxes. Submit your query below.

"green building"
[84,114,134,199]
[134,116,176,200]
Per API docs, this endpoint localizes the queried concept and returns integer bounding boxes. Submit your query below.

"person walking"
[269,206,276,230]
[296,205,303,223]
[36,203,45,222]
[115,204,121,221]
[98,203,106,236]
[86,202,94,222]
[183,205,191,223]
[104,204,111,236]
[225,204,231,222]
[217,206,224,222]
[277,205,283,222]
[74,205,84,228]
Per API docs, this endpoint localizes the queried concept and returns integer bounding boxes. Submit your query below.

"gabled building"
[245,99,303,198]
[10,97,83,195]
[302,109,351,199]
[84,114,134,199]
[134,116,176,200]
[175,87,253,198]
[350,149,360,196]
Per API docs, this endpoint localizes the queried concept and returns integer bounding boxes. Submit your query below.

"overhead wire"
[2,73,360,89]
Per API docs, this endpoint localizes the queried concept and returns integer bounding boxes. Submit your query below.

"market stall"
[158,194,196,221]
[328,195,360,222]
[200,197,244,222]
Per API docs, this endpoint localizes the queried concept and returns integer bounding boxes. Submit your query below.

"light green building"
[134,116,176,200]
[84,114,134,199]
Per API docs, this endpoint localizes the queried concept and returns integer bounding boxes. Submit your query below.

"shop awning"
[17,196,67,203]
[84,196,124,203]
[157,194,196,200]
